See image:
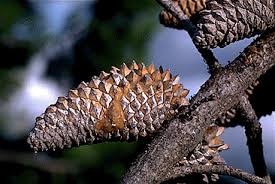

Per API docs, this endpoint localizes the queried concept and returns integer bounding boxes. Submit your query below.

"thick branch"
[163,165,268,184]
[122,30,275,184]
[238,95,259,123]
[156,0,222,75]
[237,96,271,183]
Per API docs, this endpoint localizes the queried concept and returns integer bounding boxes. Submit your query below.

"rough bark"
[237,96,271,182]
[121,29,275,184]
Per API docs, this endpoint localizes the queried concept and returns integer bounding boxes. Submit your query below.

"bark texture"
[238,96,270,180]
[122,29,275,184]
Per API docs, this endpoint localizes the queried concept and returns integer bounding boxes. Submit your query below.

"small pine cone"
[193,0,275,49]
[27,62,190,152]
[159,0,207,29]
[180,124,228,167]
[179,124,228,183]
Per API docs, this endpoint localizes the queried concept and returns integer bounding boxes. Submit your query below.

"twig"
[197,47,222,75]
[237,96,271,183]
[163,165,268,184]
[122,29,275,184]
[0,149,78,174]
[156,0,222,75]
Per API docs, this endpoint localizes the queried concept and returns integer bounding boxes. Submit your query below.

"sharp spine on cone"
[27,61,190,152]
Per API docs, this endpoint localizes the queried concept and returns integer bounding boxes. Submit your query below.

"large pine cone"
[27,62,190,152]
[193,0,275,49]
[159,0,275,49]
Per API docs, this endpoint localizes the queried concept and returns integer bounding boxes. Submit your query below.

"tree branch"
[237,96,271,183]
[197,47,222,75]
[156,0,222,75]
[122,29,275,184]
[163,165,269,184]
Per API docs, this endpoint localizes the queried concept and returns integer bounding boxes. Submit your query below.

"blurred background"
[0,0,274,183]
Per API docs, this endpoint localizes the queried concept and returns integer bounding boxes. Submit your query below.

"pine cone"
[179,124,228,183]
[193,0,275,49]
[27,62,190,152]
